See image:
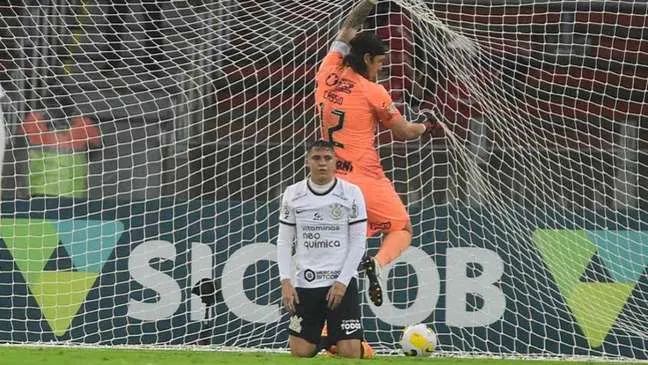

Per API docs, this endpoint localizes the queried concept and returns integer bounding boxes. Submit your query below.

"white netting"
[0,0,647,359]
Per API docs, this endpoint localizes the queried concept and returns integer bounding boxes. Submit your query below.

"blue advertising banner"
[0,198,646,358]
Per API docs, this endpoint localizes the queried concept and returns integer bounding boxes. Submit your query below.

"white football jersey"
[279,178,367,288]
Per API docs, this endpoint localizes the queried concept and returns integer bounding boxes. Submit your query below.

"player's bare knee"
[336,339,362,358]
[289,345,318,358]
[290,348,318,358]
[289,337,318,357]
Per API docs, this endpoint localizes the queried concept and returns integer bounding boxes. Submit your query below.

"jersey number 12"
[319,102,345,148]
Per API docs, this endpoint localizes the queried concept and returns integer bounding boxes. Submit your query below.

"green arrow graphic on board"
[533,229,648,348]
[1,218,124,336]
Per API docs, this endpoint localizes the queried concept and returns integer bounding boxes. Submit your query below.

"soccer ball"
[399,324,437,357]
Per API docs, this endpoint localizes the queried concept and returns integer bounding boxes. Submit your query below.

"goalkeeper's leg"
[337,174,412,307]
[364,180,412,307]
[373,224,413,267]
[362,224,412,307]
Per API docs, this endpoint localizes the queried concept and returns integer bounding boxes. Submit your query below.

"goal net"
[0,0,647,359]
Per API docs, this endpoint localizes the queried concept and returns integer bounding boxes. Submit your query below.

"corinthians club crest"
[330,203,343,220]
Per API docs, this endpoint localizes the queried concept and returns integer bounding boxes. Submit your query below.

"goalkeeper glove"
[422,121,437,135]
[414,110,440,136]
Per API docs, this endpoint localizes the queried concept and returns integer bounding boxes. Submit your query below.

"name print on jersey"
[336,160,353,173]
[323,90,344,105]
[334,78,355,94]
[304,269,342,282]
[322,73,356,105]
[325,73,339,86]
[302,224,341,249]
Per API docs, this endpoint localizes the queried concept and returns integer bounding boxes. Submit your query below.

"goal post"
[0,0,647,359]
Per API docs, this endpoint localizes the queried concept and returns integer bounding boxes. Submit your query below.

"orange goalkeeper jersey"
[315,48,403,178]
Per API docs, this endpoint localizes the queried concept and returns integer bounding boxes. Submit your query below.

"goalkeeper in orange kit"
[315,0,437,307]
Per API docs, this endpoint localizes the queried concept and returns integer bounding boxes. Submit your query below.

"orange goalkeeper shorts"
[337,172,410,237]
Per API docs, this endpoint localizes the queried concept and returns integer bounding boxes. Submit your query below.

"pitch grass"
[2,347,645,365]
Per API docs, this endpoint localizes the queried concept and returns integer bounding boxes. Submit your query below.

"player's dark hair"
[343,32,388,78]
[306,139,335,154]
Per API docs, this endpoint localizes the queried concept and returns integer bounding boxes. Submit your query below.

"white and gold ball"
[399,323,437,357]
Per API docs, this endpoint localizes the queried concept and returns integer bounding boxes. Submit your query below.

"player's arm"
[336,187,368,286]
[335,0,378,44]
[327,186,367,309]
[389,117,434,140]
[370,84,436,140]
[277,188,299,312]
[319,0,377,71]
[277,223,296,284]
